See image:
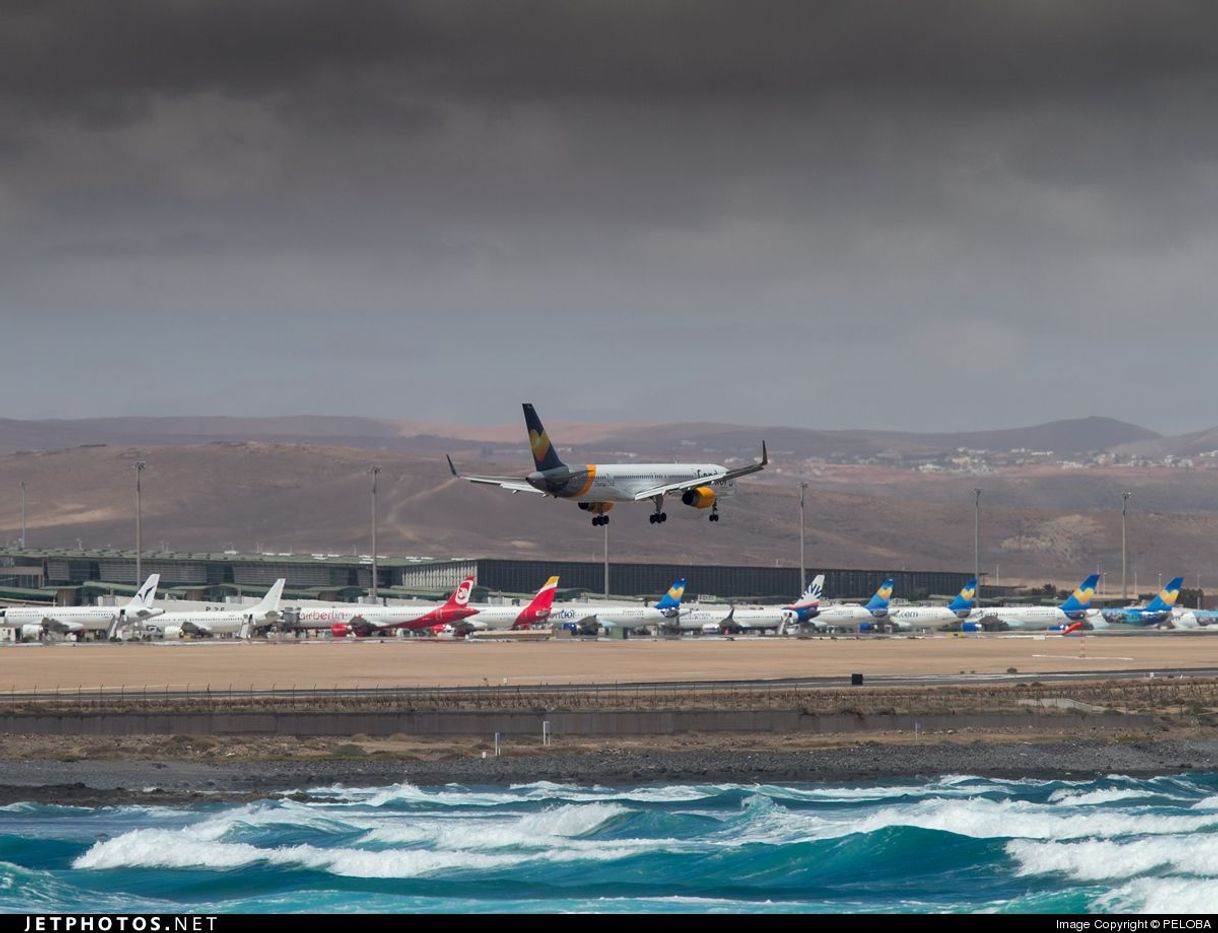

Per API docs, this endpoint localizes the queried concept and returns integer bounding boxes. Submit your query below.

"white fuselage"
[678,606,788,632]
[457,605,534,632]
[960,606,1092,631]
[3,605,160,635]
[887,606,964,631]
[146,608,270,638]
[293,604,436,631]
[548,604,677,627]
[815,604,883,629]
[545,463,736,503]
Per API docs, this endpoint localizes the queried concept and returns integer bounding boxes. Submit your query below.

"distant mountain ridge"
[0,414,1165,459]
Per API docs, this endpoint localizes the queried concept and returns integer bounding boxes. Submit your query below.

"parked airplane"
[444,576,560,635]
[885,579,976,632]
[448,404,768,525]
[147,579,285,639]
[956,574,1101,632]
[293,600,449,632]
[1097,577,1184,627]
[677,575,825,634]
[328,576,477,637]
[817,579,895,631]
[548,579,687,632]
[6,574,161,641]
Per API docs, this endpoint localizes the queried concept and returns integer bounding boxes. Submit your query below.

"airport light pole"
[798,481,809,592]
[973,489,982,605]
[369,466,381,602]
[602,518,610,598]
[1121,490,1132,603]
[134,461,146,585]
[19,480,26,550]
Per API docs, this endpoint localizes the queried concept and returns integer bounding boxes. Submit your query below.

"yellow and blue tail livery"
[1146,577,1184,613]
[655,579,687,613]
[1059,574,1100,615]
[947,579,976,616]
[865,578,894,614]
[524,403,566,473]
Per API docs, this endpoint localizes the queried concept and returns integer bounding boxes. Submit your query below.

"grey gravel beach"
[3,737,1218,806]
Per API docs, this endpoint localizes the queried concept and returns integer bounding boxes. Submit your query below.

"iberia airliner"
[448,404,768,526]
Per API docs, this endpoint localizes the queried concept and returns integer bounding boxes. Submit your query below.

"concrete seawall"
[0,709,1156,737]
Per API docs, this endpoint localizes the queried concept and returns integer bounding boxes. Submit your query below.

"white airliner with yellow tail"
[448,404,768,525]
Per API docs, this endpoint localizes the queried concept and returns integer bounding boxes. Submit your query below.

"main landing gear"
[709,504,720,522]
[649,494,667,525]
[592,515,609,526]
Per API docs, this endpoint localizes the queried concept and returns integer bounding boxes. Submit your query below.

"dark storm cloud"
[6,1,1218,111]
[3,2,1218,431]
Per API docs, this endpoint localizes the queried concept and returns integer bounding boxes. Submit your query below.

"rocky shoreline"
[3,737,1218,806]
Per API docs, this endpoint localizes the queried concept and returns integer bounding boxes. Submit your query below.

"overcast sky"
[3,1,1217,433]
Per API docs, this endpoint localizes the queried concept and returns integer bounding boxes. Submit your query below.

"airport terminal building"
[0,547,972,605]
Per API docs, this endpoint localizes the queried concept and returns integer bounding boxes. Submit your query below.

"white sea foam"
[1007,835,1218,882]
[1046,787,1156,806]
[361,803,630,849]
[1097,876,1218,914]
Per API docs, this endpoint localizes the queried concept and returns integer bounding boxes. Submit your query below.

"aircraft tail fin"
[948,578,977,615]
[1059,574,1101,613]
[655,578,686,616]
[125,574,160,611]
[865,578,894,613]
[515,575,560,628]
[523,403,566,472]
[444,576,476,610]
[789,574,824,610]
[254,578,286,615]
[1146,576,1184,612]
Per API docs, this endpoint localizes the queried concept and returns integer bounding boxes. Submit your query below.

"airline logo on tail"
[131,574,160,609]
[447,577,475,608]
[1146,577,1184,613]
[523,403,565,472]
[865,579,895,616]
[515,575,560,628]
[1059,574,1101,618]
[789,574,825,611]
[948,579,977,616]
[655,579,687,617]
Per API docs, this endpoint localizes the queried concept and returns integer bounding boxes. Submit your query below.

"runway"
[4,633,1218,692]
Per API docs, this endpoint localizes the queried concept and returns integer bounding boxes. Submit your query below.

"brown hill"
[0,442,1212,589]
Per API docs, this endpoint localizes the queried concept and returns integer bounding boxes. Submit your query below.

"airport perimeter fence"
[1,676,1216,721]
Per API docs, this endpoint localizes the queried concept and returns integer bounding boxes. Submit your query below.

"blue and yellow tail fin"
[947,579,977,615]
[1146,576,1184,613]
[523,403,566,472]
[864,578,894,612]
[1059,574,1101,613]
[655,578,686,612]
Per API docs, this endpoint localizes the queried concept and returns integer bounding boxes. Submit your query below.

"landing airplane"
[147,579,285,639]
[447,404,768,525]
[5,574,162,641]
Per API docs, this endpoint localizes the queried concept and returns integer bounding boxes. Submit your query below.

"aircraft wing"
[447,456,546,495]
[630,442,768,501]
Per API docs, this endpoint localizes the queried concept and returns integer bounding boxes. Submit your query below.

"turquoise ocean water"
[2,774,1217,913]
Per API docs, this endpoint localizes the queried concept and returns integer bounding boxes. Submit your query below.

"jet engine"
[681,486,716,509]
[330,623,350,639]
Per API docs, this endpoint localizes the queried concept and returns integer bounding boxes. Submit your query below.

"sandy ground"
[2,634,1217,691]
